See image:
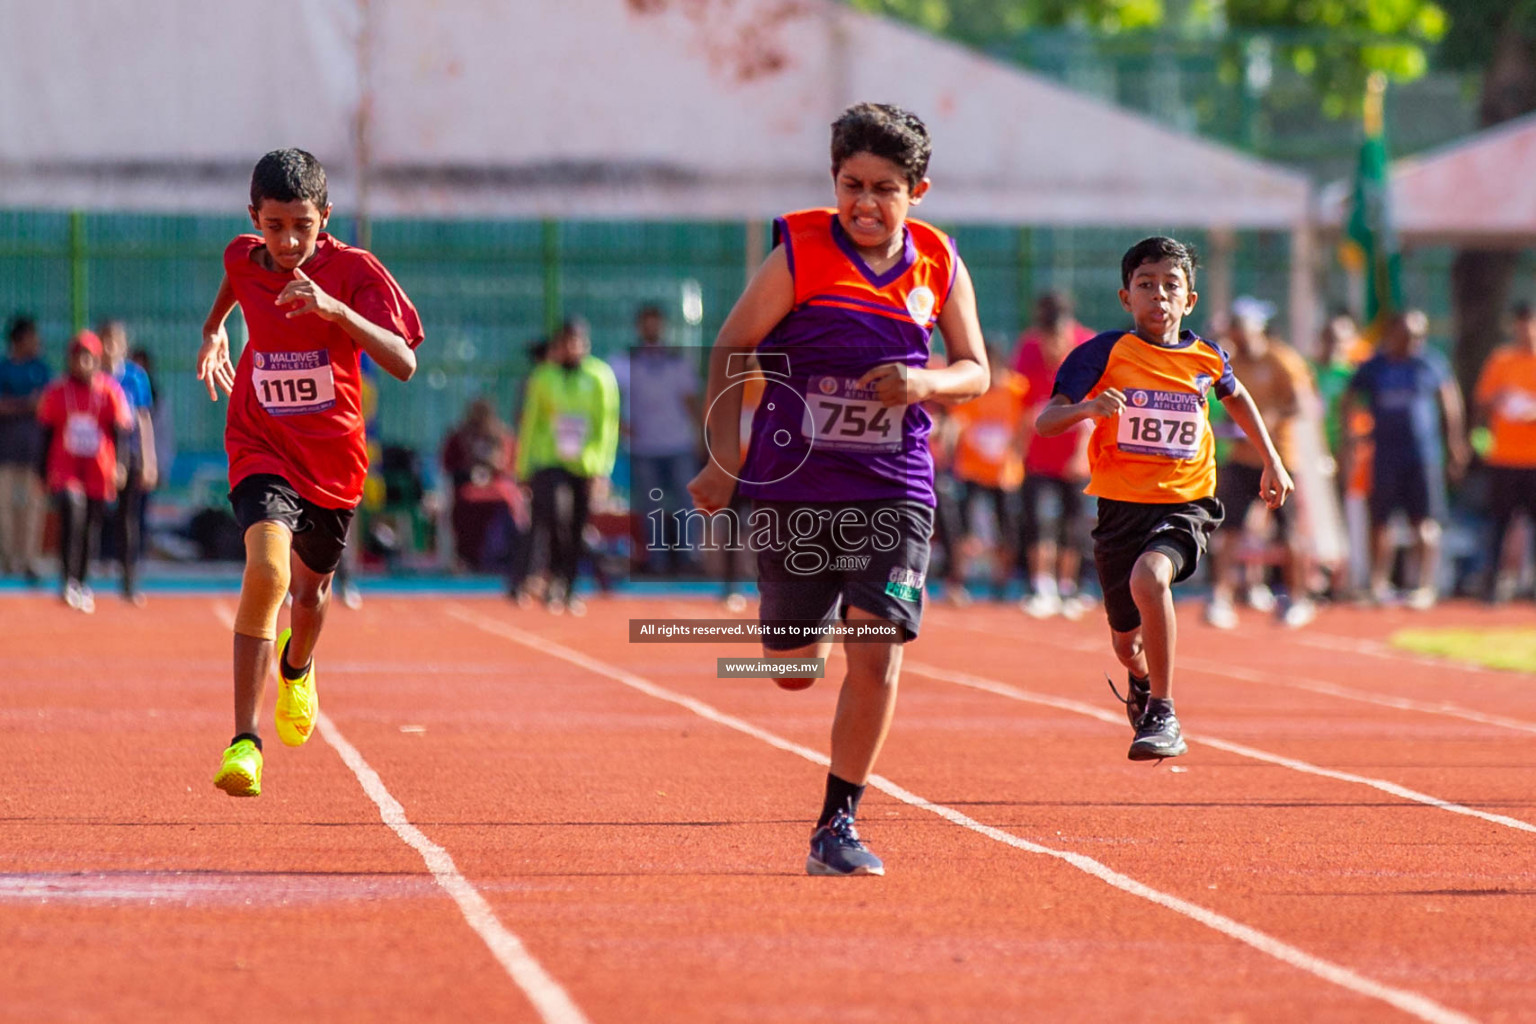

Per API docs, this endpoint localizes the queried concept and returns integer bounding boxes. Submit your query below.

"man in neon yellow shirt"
[515,317,620,613]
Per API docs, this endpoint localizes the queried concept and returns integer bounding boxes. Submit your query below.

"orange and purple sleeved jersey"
[1052,330,1236,504]
[738,208,958,505]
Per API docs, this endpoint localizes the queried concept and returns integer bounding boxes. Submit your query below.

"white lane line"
[938,617,1536,739]
[903,661,1536,837]
[446,602,1479,1024]
[210,602,590,1024]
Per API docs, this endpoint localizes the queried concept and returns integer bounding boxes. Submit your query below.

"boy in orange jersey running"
[1036,237,1292,760]
[689,103,988,874]
[197,149,424,796]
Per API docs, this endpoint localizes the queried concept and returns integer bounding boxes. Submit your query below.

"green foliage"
[848,0,1450,116]
[1437,0,1536,72]
[844,0,1172,43]
[1227,0,1446,115]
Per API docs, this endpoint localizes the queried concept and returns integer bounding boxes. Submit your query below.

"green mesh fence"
[3,209,1524,484]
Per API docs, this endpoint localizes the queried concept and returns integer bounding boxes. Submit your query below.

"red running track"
[2,592,1534,1022]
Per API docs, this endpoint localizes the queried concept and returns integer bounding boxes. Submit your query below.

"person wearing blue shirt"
[1342,309,1470,609]
[0,315,52,583]
[98,321,158,605]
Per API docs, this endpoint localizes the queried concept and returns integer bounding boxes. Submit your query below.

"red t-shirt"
[223,233,424,509]
[37,374,132,500]
[1013,325,1095,479]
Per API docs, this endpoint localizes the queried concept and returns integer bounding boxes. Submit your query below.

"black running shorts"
[1093,496,1224,633]
[752,499,933,650]
[229,473,356,576]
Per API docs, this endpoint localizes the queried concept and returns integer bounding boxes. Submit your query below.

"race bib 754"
[802,375,905,453]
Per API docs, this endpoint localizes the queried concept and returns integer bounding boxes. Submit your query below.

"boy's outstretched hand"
[196,324,235,402]
[1259,462,1295,510]
[277,267,345,321]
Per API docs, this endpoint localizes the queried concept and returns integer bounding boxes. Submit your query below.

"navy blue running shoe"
[806,811,885,876]
[1128,699,1187,761]
[1107,673,1151,729]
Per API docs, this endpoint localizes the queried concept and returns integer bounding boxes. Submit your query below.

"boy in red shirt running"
[36,330,132,613]
[197,149,424,796]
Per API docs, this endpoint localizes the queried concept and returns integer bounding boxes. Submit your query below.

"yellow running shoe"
[274,627,318,747]
[213,738,262,797]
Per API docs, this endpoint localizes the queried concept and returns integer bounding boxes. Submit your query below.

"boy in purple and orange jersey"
[1037,237,1292,761]
[689,103,988,875]
[197,149,423,797]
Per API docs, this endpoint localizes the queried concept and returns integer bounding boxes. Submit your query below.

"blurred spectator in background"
[0,315,51,583]
[129,347,176,495]
[442,397,523,573]
[947,343,1028,602]
[1013,291,1094,619]
[1313,310,1363,460]
[509,337,551,597]
[924,351,965,602]
[1344,309,1471,609]
[1206,297,1317,628]
[513,317,619,614]
[98,321,156,605]
[36,331,130,613]
[1313,311,1370,595]
[621,304,701,575]
[1473,302,1536,602]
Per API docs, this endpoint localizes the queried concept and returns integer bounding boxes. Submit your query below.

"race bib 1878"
[252,350,337,416]
[802,375,905,453]
[1115,388,1205,460]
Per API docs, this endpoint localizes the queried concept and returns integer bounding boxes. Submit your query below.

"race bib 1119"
[1115,388,1205,460]
[253,350,337,416]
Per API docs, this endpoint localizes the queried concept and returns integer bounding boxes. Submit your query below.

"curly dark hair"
[1120,236,1198,289]
[250,148,329,211]
[830,103,932,190]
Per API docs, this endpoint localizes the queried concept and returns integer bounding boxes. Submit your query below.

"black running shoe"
[1107,673,1151,729]
[1128,699,1187,761]
[806,811,885,876]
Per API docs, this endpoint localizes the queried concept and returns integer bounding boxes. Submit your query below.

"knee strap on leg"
[234,522,291,640]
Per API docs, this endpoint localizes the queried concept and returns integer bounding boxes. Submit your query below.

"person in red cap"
[35,331,132,612]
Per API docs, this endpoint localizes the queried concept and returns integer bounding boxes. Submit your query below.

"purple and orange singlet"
[737,209,957,506]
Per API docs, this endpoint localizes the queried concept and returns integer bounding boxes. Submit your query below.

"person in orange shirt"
[948,344,1029,601]
[1206,297,1318,629]
[1474,302,1536,602]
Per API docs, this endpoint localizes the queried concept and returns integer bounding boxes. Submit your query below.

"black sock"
[280,647,311,681]
[1130,672,1150,690]
[231,732,262,751]
[818,773,866,827]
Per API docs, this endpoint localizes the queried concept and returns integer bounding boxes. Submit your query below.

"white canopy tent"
[1319,111,1536,246]
[1,0,1315,334]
